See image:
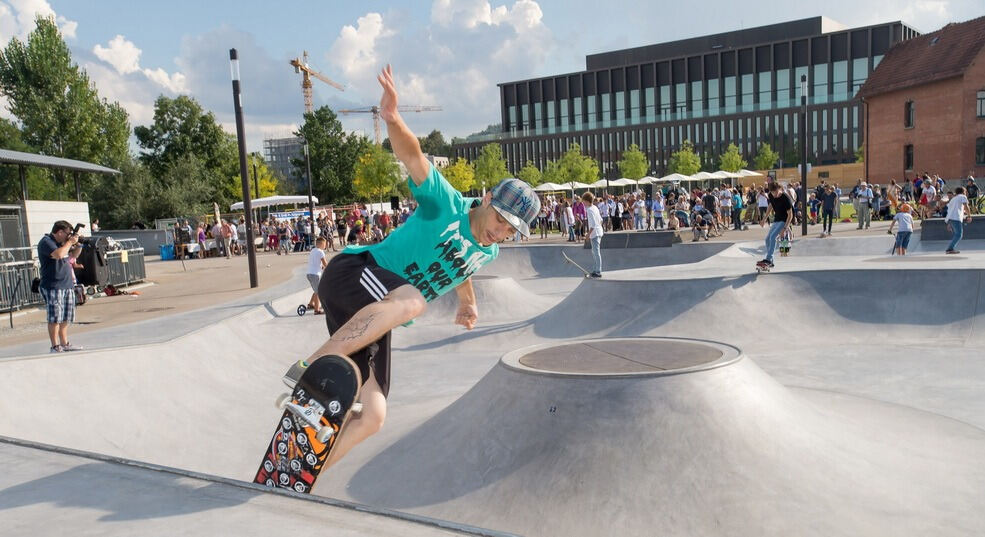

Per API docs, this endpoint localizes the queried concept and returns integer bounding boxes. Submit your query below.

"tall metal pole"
[252,156,259,200]
[800,74,808,237]
[304,142,315,220]
[229,48,259,288]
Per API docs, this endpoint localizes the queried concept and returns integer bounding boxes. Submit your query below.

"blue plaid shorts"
[39,287,75,324]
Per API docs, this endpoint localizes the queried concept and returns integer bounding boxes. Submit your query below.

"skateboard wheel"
[316,427,334,444]
[275,393,291,409]
[297,304,307,316]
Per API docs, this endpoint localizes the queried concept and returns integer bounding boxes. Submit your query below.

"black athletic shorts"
[317,251,410,398]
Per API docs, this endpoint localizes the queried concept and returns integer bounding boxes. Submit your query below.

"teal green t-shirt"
[343,164,498,302]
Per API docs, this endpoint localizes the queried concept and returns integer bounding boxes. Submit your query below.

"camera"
[70,223,86,236]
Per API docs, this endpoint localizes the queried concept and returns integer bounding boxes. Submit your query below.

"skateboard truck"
[275,392,363,443]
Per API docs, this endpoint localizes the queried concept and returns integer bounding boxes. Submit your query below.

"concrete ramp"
[415,275,555,325]
[344,338,985,537]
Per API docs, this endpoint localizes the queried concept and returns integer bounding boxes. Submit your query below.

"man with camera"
[37,220,84,353]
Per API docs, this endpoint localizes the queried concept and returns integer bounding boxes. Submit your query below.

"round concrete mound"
[507,337,740,376]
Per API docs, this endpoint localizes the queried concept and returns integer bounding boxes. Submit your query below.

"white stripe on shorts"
[360,268,386,301]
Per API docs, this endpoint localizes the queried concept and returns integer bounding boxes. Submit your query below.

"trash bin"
[75,237,111,287]
[159,244,175,260]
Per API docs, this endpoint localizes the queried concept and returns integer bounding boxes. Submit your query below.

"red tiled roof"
[856,16,985,100]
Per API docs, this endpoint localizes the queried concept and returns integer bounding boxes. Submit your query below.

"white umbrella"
[610,178,638,186]
[637,176,659,184]
[589,179,610,188]
[738,169,764,177]
[566,181,593,189]
[659,173,689,183]
[533,182,563,192]
[709,171,733,179]
[689,171,717,180]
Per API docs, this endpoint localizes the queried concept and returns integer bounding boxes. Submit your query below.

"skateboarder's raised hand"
[377,64,429,186]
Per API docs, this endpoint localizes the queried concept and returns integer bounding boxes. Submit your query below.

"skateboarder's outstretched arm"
[454,277,478,330]
[378,65,429,187]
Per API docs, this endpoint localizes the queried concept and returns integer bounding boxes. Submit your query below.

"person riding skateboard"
[758,182,794,269]
[297,64,540,470]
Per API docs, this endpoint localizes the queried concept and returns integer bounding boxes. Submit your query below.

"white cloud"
[0,0,78,45]
[328,12,395,79]
[92,35,187,93]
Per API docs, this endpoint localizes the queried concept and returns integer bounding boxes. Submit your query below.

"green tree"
[440,158,475,192]
[855,143,865,163]
[294,106,370,204]
[783,142,800,168]
[134,95,235,177]
[617,143,648,179]
[418,129,452,157]
[668,140,701,176]
[752,143,780,171]
[516,160,542,187]
[551,143,599,186]
[474,143,510,192]
[719,143,748,172]
[353,143,400,203]
[0,14,130,198]
[0,118,50,201]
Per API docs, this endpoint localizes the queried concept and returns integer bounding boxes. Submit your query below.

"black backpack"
[30,277,40,294]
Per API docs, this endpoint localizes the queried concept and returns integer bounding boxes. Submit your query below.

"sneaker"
[589,272,602,278]
[946,250,960,254]
[60,342,83,352]
[767,260,775,267]
[50,345,62,353]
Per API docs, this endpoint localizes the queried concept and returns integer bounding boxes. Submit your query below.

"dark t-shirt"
[768,192,794,222]
[968,183,980,198]
[821,192,838,211]
[702,194,717,209]
[38,234,73,290]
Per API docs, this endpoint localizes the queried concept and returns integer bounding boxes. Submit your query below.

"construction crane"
[290,51,344,114]
[338,105,442,145]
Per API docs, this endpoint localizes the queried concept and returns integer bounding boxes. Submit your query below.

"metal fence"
[104,238,146,287]
[0,239,146,313]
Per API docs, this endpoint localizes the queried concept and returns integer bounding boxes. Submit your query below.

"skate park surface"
[1,230,984,536]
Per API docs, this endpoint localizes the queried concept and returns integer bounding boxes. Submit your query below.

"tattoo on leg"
[335,312,379,342]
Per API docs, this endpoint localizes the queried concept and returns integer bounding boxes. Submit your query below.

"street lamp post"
[304,142,315,222]
[229,48,259,288]
[800,74,808,237]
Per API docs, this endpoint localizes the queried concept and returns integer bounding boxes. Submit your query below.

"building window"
[904,101,915,128]
[977,137,985,165]
[904,144,914,171]
[978,91,985,118]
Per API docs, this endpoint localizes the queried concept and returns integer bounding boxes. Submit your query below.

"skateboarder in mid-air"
[294,64,540,470]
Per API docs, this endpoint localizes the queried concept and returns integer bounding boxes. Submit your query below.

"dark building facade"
[453,17,919,177]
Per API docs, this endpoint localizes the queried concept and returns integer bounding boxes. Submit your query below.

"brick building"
[857,16,985,183]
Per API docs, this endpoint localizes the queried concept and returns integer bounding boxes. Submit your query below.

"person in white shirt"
[856,182,873,229]
[921,182,937,220]
[583,191,604,278]
[563,200,576,241]
[887,203,914,255]
[305,237,329,314]
[945,187,971,254]
[652,194,665,229]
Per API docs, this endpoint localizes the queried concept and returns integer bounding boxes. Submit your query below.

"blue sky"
[1,0,982,152]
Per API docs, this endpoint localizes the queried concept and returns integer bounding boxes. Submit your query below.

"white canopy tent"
[737,169,764,177]
[637,176,660,184]
[230,195,319,211]
[610,178,638,187]
[659,173,689,183]
[533,182,564,192]
[589,179,611,188]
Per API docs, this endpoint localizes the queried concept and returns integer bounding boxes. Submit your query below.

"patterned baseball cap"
[490,177,540,237]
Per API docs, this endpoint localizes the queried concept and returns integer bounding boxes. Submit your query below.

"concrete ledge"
[920,216,985,241]
[585,231,676,249]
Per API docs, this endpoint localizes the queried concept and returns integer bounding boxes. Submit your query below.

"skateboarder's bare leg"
[323,373,386,469]
[310,284,426,360]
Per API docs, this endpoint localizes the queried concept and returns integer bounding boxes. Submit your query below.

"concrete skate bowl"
[487,242,730,280]
[345,337,985,537]
[523,268,985,346]
[414,275,555,325]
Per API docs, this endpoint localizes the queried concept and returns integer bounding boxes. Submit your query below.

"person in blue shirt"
[294,65,540,469]
[37,221,83,353]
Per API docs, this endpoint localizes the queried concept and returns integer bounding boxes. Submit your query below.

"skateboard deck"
[254,354,362,493]
[561,250,591,277]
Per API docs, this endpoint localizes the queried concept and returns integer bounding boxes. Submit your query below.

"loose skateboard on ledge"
[254,354,362,493]
[561,250,591,278]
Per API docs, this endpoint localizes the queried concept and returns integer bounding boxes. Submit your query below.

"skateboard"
[755,261,772,274]
[297,304,307,316]
[254,354,362,493]
[561,250,591,278]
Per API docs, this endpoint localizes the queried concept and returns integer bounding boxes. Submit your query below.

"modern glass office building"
[453,17,920,177]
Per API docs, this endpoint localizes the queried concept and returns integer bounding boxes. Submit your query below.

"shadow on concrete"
[0,462,256,521]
